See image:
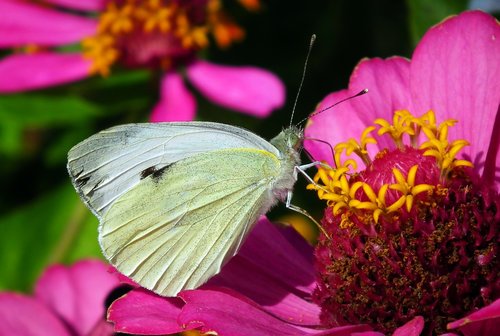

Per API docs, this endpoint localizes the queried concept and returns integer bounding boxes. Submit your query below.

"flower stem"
[47,201,88,264]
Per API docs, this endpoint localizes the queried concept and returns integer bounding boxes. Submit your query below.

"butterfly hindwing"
[99,147,282,296]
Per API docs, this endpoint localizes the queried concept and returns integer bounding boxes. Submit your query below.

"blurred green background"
[1,0,492,292]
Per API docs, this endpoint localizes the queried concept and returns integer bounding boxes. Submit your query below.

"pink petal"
[206,218,321,326]
[235,217,316,294]
[0,52,92,93]
[186,59,285,117]
[208,255,321,326]
[410,10,500,181]
[348,57,413,153]
[393,316,424,336]
[108,266,140,287]
[351,332,385,336]
[305,57,411,166]
[43,0,105,11]
[178,289,369,336]
[86,319,115,336]
[0,0,97,47]
[150,72,196,122]
[298,325,373,336]
[0,293,70,336]
[108,288,186,334]
[305,89,367,166]
[349,57,413,126]
[34,259,119,336]
[447,299,500,336]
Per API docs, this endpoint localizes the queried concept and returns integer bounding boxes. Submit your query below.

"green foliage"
[0,184,101,292]
[0,94,101,155]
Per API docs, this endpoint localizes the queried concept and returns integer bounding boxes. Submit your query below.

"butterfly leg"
[285,190,331,239]
[294,161,331,192]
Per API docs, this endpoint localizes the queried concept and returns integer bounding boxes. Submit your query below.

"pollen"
[82,0,248,76]
[308,110,473,225]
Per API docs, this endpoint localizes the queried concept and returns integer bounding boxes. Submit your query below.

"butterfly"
[67,121,320,297]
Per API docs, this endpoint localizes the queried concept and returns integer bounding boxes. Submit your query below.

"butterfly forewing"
[67,122,279,218]
[99,148,282,296]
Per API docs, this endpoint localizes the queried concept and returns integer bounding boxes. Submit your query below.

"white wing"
[67,122,279,218]
[99,147,282,296]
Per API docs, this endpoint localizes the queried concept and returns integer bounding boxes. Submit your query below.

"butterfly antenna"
[296,88,369,126]
[289,34,316,128]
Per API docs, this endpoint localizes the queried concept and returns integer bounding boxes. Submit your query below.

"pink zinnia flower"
[106,10,499,336]
[0,0,284,121]
[0,259,120,335]
[305,9,499,335]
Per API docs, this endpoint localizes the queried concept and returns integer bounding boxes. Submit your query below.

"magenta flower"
[0,0,284,121]
[304,10,499,335]
[108,218,498,335]
[106,10,499,336]
[107,217,373,335]
[0,259,120,335]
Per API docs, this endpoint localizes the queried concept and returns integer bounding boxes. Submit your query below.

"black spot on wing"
[140,164,172,181]
[152,165,170,180]
[72,168,94,189]
[73,168,84,179]
[86,178,104,198]
[76,175,90,188]
[140,166,157,179]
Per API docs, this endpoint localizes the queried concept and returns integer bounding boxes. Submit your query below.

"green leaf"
[83,69,154,117]
[0,94,102,155]
[406,0,468,46]
[0,119,23,155]
[0,183,102,293]
[0,94,102,126]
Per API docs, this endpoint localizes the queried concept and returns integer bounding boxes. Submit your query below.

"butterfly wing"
[99,148,282,296]
[67,122,279,218]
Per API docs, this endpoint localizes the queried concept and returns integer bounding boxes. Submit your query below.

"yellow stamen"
[238,0,261,11]
[389,166,434,212]
[213,22,245,48]
[207,0,245,48]
[142,6,174,33]
[375,110,415,148]
[308,110,473,226]
[82,0,247,76]
[100,3,135,34]
[421,123,473,176]
[339,125,377,166]
[333,144,359,171]
[354,183,390,223]
[81,35,119,76]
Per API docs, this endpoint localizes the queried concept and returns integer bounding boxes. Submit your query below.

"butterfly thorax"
[269,126,303,201]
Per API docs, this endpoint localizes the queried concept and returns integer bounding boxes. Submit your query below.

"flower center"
[82,0,245,76]
[309,110,499,334]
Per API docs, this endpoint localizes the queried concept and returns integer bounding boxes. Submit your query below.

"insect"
[67,35,367,297]
[67,121,322,297]
[66,88,367,296]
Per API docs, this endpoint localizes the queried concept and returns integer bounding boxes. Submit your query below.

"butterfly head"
[270,126,303,156]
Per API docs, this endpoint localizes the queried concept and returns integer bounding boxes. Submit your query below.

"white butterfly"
[67,121,320,297]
